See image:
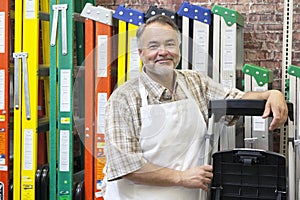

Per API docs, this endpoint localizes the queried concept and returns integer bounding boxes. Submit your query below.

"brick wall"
[96,0,300,90]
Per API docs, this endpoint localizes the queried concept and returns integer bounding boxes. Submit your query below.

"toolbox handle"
[208,99,293,122]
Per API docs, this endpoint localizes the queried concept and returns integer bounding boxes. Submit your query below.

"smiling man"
[103,15,288,200]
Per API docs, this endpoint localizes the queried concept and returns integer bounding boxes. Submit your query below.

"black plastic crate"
[210,149,286,200]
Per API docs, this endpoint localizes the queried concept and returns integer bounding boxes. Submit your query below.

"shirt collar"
[140,70,178,100]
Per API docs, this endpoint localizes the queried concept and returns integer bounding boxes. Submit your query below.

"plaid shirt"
[104,69,244,181]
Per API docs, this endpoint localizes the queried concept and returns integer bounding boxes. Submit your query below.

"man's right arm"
[124,162,213,191]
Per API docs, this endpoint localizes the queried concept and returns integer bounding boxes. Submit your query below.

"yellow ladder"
[13,0,39,199]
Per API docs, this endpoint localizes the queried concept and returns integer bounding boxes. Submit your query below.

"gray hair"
[136,15,181,49]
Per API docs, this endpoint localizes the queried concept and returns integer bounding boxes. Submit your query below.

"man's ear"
[138,49,142,56]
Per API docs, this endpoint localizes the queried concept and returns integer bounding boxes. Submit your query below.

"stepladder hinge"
[51,4,68,55]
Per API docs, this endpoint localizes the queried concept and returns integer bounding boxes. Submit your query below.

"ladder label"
[0,13,5,53]
[0,132,5,162]
[0,182,3,200]
[193,27,208,71]
[96,179,102,190]
[97,35,108,77]
[97,93,107,134]
[0,156,5,165]
[59,130,70,172]
[96,157,105,184]
[221,79,233,89]
[223,27,235,71]
[24,129,33,170]
[25,0,35,19]
[0,70,4,109]
[60,117,70,124]
[95,191,102,198]
[60,69,71,112]
[129,37,140,78]
[0,166,7,171]
[253,116,266,131]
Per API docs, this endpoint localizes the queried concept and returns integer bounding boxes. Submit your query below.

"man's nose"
[157,46,168,54]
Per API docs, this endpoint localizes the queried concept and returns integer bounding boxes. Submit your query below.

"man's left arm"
[242,89,288,130]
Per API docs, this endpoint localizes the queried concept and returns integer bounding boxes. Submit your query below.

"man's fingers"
[269,106,288,130]
[200,182,210,191]
[262,103,271,118]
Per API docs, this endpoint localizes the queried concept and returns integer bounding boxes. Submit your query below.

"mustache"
[154,57,173,63]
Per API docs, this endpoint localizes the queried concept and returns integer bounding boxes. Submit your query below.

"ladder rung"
[38,117,49,133]
[73,170,84,183]
[39,11,50,21]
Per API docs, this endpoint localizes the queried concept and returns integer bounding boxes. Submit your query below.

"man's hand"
[242,89,288,130]
[178,165,213,191]
[261,90,288,130]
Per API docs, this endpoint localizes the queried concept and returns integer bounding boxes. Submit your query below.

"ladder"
[145,5,178,22]
[50,1,86,199]
[81,3,114,199]
[177,2,212,73]
[50,0,75,199]
[13,0,40,199]
[243,64,274,150]
[113,5,144,86]
[211,5,244,151]
[287,65,300,200]
[81,2,95,199]
[0,0,9,199]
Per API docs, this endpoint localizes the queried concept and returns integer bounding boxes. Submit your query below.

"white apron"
[104,79,207,200]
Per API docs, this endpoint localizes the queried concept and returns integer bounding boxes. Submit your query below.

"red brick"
[253,24,266,32]
[260,14,277,22]
[249,4,277,14]
[259,61,282,69]
[265,24,283,31]
[244,41,263,49]
[245,51,258,60]
[273,51,283,61]
[264,42,281,51]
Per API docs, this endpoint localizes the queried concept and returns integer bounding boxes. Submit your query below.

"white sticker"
[25,0,35,19]
[97,93,107,134]
[129,37,140,79]
[193,24,208,73]
[97,35,108,77]
[0,70,4,110]
[222,26,235,71]
[0,158,5,165]
[60,70,71,112]
[24,129,33,170]
[253,116,267,131]
[221,79,233,90]
[0,166,7,171]
[95,191,103,198]
[96,181,102,190]
[59,130,70,172]
[0,12,5,53]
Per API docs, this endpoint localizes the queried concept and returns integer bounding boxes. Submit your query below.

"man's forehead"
[145,22,175,32]
[142,24,177,39]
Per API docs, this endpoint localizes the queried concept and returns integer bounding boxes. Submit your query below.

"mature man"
[103,15,288,199]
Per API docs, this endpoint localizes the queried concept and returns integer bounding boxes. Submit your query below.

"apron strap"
[139,78,148,107]
[139,74,197,107]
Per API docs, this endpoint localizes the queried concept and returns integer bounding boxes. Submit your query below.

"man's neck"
[147,70,176,92]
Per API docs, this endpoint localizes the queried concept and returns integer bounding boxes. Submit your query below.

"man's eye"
[148,45,158,50]
[166,43,175,47]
